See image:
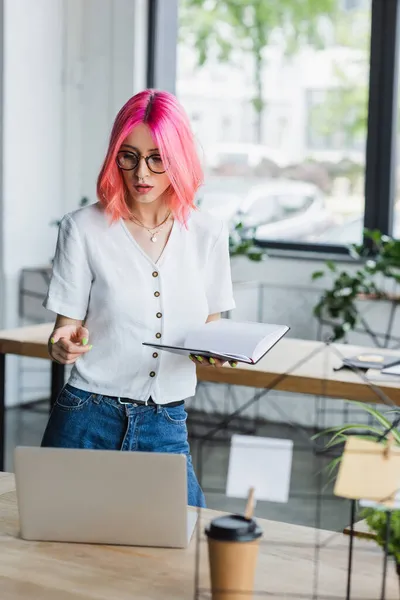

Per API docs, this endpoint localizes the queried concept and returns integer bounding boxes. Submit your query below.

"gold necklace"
[129,211,171,243]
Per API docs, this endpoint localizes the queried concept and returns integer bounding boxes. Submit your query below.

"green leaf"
[349,402,400,441]
[324,424,383,447]
[311,271,325,280]
[326,260,337,272]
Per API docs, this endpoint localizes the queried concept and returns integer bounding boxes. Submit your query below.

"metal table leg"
[0,353,5,471]
[50,362,65,409]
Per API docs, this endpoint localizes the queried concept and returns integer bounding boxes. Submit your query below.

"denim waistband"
[117,396,184,408]
[64,384,184,408]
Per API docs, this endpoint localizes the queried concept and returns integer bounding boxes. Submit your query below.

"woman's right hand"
[48,324,92,365]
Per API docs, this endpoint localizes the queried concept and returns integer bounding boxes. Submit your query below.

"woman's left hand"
[189,354,237,368]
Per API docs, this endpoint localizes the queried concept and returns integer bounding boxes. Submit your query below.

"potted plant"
[314,402,400,586]
[312,229,400,341]
[361,509,400,588]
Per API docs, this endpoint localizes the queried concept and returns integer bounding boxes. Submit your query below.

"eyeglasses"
[116,151,166,174]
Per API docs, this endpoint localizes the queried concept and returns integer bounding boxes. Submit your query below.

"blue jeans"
[41,384,206,508]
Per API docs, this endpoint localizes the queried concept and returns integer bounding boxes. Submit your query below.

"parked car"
[196,176,260,223]
[197,176,335,242]
[242,180,335,241]
[207,143,287,173]
[254,199,335,242]
[308,216,364,244]
[309,213,400,245]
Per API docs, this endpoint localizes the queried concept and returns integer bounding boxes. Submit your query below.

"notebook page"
[254,326,290,363]
[184,319,284,360]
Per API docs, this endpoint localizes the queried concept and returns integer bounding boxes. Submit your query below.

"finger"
[77,325,90,346]
[208,357,224,367]
[195,355,204,363]
[55,356,77,365]
[51,349,77,365]
[58,338,92,354]
[52,346,74,362]
[54,344,91,362]
[213,358,225,368]
[189,354,196,362]
[229,361,238,368]
[50,328,63,344]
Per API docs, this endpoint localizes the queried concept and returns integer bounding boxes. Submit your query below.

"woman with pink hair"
[41,90,236,507]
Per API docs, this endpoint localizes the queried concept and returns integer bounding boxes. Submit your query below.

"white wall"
[2,0,64,405]
[3,0,64,281]
[63,0,148,213]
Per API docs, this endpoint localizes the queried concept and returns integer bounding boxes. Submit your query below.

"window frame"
[148,0,400,256]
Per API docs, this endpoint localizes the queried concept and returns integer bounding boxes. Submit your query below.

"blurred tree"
[309,9,370,145]
[180,0,337,143]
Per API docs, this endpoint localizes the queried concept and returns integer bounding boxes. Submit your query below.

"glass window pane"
[177,0,371,246]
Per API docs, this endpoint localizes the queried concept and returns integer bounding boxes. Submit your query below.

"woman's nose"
[136,156,151,178]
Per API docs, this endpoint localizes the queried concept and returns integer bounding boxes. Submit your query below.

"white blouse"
[43,202,236,404]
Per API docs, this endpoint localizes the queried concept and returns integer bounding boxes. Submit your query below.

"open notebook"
[143,319,290,365]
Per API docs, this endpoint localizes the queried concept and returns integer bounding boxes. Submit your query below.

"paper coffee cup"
[205,514,263,600]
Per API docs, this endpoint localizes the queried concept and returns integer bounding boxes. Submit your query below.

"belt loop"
[156,403,161,414]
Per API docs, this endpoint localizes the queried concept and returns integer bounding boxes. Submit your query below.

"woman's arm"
[206,313,221,323]
[54,314,83,331]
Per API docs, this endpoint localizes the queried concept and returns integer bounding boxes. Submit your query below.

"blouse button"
[153,352,158,358]
[154,291,160,297]
[155,332,162,339]
[156,312,162,318]
[152,271,158,278]
[149,371,156,378]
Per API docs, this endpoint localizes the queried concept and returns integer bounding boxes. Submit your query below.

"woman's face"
[118,123,171,206]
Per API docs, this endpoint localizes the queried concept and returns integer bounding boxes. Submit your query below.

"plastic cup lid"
[205,514,263,542]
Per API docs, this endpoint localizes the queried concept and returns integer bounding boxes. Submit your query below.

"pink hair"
[97,89,203,224]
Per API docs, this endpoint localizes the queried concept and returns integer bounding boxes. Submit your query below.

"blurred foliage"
[180,0,337,142]
[229,221,267,261]
[313,402,400,574]
[312,229,400,340]
[362,509,400,568]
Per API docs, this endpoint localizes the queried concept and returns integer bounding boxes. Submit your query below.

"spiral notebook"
[143,319,289,365]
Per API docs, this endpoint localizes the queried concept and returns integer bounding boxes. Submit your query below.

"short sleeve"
[206,221,236,314]
[43,215,93,320]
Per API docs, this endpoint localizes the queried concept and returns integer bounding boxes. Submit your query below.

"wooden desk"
[198,337,400,405]
[0,472,396,599]
[2,323,400,471]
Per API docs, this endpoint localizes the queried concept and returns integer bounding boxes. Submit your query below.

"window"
[148,0,400,253]
[176,0,372,249]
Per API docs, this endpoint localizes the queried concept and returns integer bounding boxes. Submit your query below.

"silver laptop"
[14,446,198,548]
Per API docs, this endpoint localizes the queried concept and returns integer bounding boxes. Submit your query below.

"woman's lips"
[134,185,153,195]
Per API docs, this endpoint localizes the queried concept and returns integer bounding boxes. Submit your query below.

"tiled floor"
[5,399,349,533]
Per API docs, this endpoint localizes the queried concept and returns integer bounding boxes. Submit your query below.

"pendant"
[151,235,157,243]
